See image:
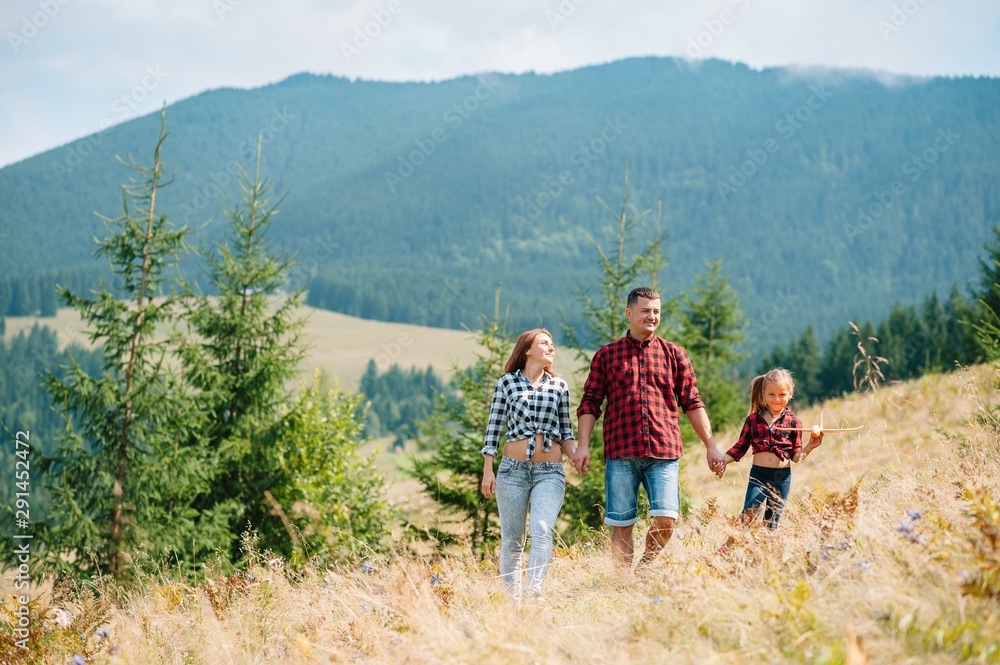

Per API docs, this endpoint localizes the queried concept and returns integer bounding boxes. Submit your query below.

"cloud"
[1,0,998,167]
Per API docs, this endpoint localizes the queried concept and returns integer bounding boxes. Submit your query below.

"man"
[573,286,725,568]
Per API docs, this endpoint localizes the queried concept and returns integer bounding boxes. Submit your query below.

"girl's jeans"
[742,465,792,529]
[495,457,566,598]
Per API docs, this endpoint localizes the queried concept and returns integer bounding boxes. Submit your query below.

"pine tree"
[40,109,229,580]
[976,226,1000,320]
[920,292,950,372]
[178,138,307,559]
[945,286,978,365]
[409,291,512,556]
[561,169,667,537]
[790,325,823,404]
[564,167,668,353]
[967,225,1000,360]
[819,325,856,398]
[677,261,747,429]
[884,305,927,380]
[359,359,379,398]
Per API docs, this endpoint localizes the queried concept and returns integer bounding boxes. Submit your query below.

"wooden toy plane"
[773,412,863,436]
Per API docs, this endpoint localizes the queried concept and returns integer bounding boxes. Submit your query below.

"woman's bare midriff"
[503,434,564,463]
[751,450,792,468]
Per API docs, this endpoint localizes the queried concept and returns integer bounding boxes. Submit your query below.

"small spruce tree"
[178,138,307,559]
[561,169,667,537]
[676,261,747,429]
[409,291,512,557]
[967,225,1000,360]
[41,109,230,580]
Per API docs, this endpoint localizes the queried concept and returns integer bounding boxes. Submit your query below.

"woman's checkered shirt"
[481,370,575,460]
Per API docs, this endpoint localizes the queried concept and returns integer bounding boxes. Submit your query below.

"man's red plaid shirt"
[577,332,705,460]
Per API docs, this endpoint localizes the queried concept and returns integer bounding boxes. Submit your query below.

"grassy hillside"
[5,364,997,663]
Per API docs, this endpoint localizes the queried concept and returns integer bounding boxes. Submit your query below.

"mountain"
[0,57,997,350]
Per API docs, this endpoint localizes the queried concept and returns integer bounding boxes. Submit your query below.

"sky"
[1,0,998,169]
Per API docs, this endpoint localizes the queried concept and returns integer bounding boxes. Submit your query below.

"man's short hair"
[627,287,661,308]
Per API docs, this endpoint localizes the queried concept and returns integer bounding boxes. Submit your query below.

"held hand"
[481,469,496,499]
[572,445,591,475]
[714,453,735,477]
[705,445,725,475]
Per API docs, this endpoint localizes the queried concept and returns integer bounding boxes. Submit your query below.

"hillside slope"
[5,365,998,663]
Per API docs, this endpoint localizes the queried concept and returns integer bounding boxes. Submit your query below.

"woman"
[481,328,577,601]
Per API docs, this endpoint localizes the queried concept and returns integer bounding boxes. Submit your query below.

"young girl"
[721,368,823,529]
[480,329,578,601]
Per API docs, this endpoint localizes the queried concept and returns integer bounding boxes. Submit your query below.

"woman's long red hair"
[503,328,558,376]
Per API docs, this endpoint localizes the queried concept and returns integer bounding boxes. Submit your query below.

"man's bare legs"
[612,516,675,568]
[611,525,635,567]
[638,516,675,565]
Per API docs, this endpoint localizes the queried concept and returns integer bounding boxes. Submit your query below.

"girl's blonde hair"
[749,367,795,414]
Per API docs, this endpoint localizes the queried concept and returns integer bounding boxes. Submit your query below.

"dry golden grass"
[2,305,484,391]
[4,363,999,664]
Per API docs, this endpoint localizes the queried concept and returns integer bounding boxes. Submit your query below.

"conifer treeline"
[760,287,982,405]
[0,268,114,317]
[358,360,447,440]
[304,268,569,341]
[3,60,997,355]
[0,324,103,510]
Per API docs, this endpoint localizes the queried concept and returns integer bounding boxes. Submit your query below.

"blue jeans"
[604,458,680,526]
[742,465,791,529]
[495,458,566,598]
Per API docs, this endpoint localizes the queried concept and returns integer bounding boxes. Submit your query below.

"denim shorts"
[604,458,680,525]
[742,465,791,529]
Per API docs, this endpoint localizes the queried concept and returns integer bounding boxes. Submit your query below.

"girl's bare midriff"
[503,433,565,462]
[752,450,792,468]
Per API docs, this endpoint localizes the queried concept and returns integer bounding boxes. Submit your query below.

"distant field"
[295,307,485,391]
[3,304,486,391]
[3,301,594,393]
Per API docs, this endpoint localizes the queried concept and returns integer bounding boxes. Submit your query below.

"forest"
[0,57,997,356]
